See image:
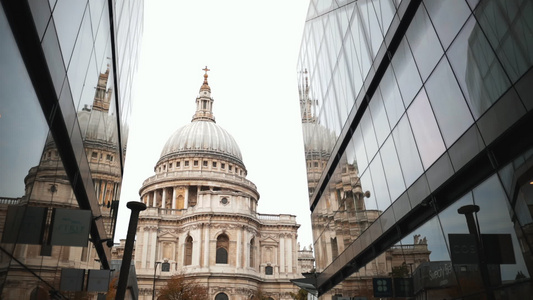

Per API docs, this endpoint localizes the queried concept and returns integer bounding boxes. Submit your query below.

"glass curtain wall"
[298,0,533,298]
[0,0,143,298]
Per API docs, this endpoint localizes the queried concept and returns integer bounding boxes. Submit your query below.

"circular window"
[221,197,228,205]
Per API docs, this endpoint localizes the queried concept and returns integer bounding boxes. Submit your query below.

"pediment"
[158,230,178,240]
[260,236,278,246]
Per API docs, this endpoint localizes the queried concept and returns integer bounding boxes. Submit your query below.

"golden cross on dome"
[203,66,210,76]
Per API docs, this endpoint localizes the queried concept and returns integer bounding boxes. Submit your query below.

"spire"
[192,66,216,122]
[200,66,211,92]
[92,65,113,112]
[300,68,316,123]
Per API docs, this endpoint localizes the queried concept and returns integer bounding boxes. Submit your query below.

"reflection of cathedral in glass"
[0,68,121,298]
[118,69,314,300]
[296,0,533,299]
[299,71,430,298]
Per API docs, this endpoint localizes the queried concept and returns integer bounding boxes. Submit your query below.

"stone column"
[142,227,149,269]
[153,190,157,207]
[172,187,177,209]
[236,226,242,268]
[150,226,157,266]
[193,230,201,266]
[203,225,210,267]
[279,234,285,274]
[244,230,249,268]
[184,188,189,209]
[286,234,293,273]
[162,188,167,209]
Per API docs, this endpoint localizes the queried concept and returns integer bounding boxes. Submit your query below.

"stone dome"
[77,108,118,144]
[158,67,243,165]
[301,122,336,156]
[160,120,243,163]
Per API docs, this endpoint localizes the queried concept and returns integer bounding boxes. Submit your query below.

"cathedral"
[127,68,314,299]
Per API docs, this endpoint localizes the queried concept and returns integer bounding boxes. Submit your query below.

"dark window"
[185,161,189,167]
[216,234,229,264]
[177,161,181,167]
[194,160,198,166]
[265,266,273,275]
[221,163,225,169]
[161,262,170,272]
[216,248,228,264]
[249,238,255,268]
[215,293,229,300]
[91,152,98,158]
[212,162,217,168]
[185,236,193,265]
[203,161,208,167]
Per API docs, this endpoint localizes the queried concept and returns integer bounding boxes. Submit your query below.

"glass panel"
[349,6,372,86]
[380,66,405,129]
[369,89,390,147]
[475,0,533,82]
[391,37,422,107]
[380,136,406,201]
[423,0,471,49]
[333,52,355,125]
[361,111,378,163]
[403,216,456,299]
[447,16,511,119]
[360,169,378,211]
[67,9,94,108]
[53,0,87,65]
[473,175,530,281]
[405,6,444,81]
[369,154,391,211]
[0,8,49,199]
[372,0,395,37]
[407,89,446,169]
[392,114,423,188]
[425,58,474,147]
[358,0,384,59]
[353,126,369,174]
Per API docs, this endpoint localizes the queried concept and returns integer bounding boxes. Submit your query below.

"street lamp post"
[153,261,161,300]
[458,204,495,300]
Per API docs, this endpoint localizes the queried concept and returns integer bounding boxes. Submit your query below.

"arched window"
[265,265,273,275]
[185,236,193,265]
[215,293,229,300]
[216,234,229,264]
[30,287,48,300]
[331,237,338,260]
[249,237,255,268]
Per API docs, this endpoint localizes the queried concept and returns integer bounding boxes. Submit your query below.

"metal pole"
[153,261,160,299]
[458,204,495,300]
[116,201,146,300]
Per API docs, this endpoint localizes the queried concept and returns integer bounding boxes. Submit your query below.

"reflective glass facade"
[297,0,533,298]
[0,0,142,298]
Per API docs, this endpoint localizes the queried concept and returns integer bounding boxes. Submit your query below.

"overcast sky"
[115,0,314,249]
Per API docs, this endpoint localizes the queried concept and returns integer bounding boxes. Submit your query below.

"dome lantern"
[192,66,215,122]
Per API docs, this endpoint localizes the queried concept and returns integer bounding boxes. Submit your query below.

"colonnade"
[141,186,188,209]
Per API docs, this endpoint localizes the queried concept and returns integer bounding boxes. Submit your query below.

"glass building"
[296,0,533,299]
[0,0,143,298]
